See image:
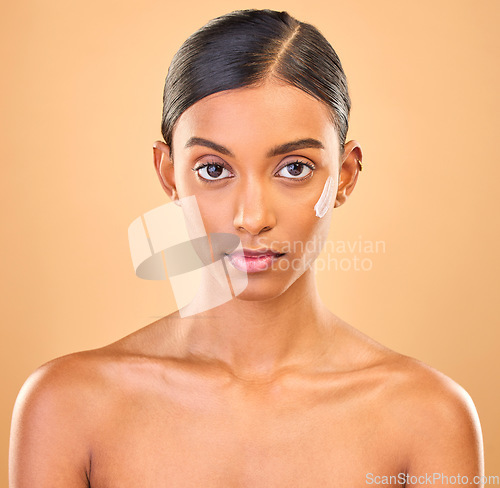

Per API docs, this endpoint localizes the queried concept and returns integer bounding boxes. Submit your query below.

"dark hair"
[161,9,351,158]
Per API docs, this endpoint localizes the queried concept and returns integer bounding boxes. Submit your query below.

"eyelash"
[192,161,234,183]
[192,160,316,183]
[276,160,315,181]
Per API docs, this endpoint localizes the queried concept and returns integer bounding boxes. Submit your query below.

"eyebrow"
[184,137,325,158]
[267,138,325,157]
[185,137,234,157]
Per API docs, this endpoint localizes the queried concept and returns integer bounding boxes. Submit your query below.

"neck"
[177,267,336,380]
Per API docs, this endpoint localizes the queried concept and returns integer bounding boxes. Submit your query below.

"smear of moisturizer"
[314,175,336,218]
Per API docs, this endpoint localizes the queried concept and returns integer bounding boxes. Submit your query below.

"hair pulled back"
[161,9,351,157]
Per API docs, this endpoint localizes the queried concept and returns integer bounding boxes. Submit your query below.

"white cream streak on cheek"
[314,176,336,218]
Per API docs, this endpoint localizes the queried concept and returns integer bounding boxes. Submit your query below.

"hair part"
[161,9,351,160]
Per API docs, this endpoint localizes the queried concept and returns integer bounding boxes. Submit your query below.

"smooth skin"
[9,79,484,487]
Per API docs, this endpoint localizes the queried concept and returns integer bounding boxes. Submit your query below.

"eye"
[276,161,314,180]
[193,162,234,182]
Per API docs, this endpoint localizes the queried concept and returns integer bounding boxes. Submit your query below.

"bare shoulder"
[388,354,482,444]
[333,317,483,473]
[13,312,182,420]
[384,355,484,475]
[10,349,120,487]
[13,316,173,414]
[334,316,482,453]
[13,311,183,417]
[335,316,480,417]
[12,349,118,440]
[10,317,180,487]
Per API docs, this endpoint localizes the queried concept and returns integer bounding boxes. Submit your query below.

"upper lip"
[229,248,285,258]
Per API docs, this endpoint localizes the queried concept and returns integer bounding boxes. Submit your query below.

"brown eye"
[194,162,233,182]
[287,163,304,176]
[206,164,223,178]
[276,161,314,179]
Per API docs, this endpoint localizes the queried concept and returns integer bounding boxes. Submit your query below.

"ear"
[153,141,179,204]
[334,140,363,208]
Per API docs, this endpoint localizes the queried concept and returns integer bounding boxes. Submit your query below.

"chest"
[88,386,403,487]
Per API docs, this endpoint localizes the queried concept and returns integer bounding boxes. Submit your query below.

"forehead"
[172,80,339,157]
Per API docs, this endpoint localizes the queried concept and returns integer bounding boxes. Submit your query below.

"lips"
[226,248,286,273]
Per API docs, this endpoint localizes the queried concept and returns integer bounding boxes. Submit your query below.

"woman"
[10,9,484,487]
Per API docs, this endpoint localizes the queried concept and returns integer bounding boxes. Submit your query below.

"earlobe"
[153,141,178,203]
[334,140,363,208]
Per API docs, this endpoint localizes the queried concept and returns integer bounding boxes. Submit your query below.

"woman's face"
[160,79,353,301]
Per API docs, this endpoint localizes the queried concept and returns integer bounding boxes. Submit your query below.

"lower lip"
[226,253,284,273]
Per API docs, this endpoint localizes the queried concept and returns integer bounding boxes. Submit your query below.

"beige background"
[2,0,499,483]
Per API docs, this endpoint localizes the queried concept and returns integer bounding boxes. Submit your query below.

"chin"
[231,272,296,302]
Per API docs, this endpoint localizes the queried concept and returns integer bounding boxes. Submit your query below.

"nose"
[232,179,277,236]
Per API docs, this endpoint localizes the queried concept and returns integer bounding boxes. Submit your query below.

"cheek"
[280,184,335,268]
[193,193,233,232]
[280,179,336,240]
[274,201,330,262]
[173,167,229,230]
[313,175,336,218]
